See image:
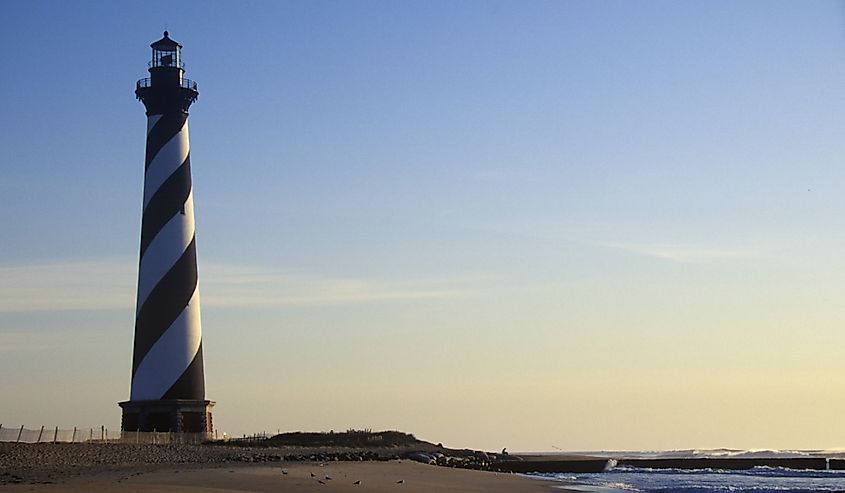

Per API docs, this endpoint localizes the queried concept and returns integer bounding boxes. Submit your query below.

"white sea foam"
[534,465,845,493]
[534,449,844,460]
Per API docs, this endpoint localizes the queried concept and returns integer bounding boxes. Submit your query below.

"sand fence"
[0,424,211,444]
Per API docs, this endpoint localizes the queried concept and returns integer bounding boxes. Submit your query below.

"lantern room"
[145,31,189,89]
[151,31,182,69]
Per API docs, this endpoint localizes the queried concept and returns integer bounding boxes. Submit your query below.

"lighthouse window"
[154,50,179,68]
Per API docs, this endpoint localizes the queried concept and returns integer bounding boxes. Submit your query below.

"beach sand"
[0,461,562,492]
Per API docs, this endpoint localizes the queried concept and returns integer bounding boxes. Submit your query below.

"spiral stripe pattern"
[130,111,205,401]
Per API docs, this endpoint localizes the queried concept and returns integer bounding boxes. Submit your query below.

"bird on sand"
[325,475,333,480]
[353,480,361,485]
[318,480,326,485]
[310,472,316,478]
[281,470,288,475]
[396,480,405,484]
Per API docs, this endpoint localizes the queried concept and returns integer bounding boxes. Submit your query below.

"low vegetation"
[266,429,422,448]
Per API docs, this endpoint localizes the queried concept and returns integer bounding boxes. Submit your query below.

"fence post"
[53,426,58,443]
[17,425,24,442]
[37,426,45,443]
[71,427,77,443]
[101,426,104,441]
[89,428,93,441]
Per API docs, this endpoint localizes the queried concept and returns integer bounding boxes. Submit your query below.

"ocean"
[528,450,845,492]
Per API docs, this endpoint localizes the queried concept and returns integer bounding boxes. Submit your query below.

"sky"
[2,0,845,452]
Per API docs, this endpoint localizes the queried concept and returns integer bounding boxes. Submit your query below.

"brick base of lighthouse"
[119,400,214,435]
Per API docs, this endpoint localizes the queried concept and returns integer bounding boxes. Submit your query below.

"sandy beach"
[0,460,561,493]
[0,443,568,492]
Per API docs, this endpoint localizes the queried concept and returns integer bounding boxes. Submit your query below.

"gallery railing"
[135,77,198,91]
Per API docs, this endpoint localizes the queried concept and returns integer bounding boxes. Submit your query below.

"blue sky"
[3,1,845,451]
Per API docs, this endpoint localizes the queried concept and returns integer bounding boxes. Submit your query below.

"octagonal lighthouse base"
[119,399,214,434]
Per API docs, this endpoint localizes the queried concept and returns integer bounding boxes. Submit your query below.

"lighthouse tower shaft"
[120,32,213,435]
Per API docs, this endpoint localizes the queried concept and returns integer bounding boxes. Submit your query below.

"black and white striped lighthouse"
[119,32,214,435]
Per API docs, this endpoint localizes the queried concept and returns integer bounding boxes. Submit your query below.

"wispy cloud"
[599,242,753,263]
[0,330,84,354]
[469,220,757,264]
[0,258,479,313]
[200,262,479,307]
[0,258,136,312]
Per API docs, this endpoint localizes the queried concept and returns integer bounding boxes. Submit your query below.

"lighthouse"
[119,32,214,435]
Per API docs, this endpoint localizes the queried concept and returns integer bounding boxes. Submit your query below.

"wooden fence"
[0,424,214,444]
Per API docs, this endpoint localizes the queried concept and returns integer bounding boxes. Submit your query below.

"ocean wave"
[607,465,845,478]
[537,464,845,493]
[690,450,813,459]
[555,449,845,460]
